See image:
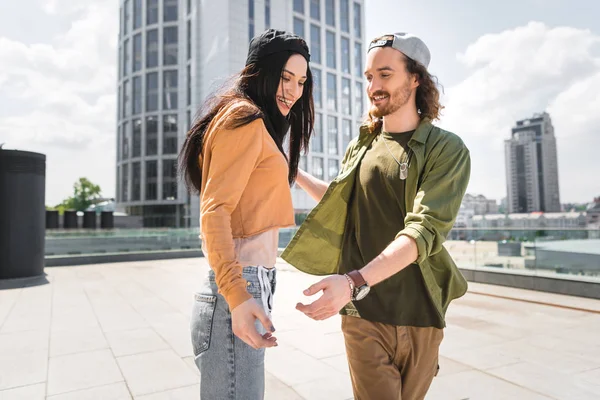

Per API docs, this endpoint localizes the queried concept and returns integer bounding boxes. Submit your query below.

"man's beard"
[369,80,412,118]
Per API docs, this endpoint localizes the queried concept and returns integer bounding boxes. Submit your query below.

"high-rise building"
[116,0,366,227]
[504,112,561,213]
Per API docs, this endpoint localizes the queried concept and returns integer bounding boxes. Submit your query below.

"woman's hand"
[231,298,278,349]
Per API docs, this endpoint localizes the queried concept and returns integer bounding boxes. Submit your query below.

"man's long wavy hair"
[365,44,444,133]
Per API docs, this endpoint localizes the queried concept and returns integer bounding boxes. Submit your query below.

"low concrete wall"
[46,249,203,267]
[459,267,600,300]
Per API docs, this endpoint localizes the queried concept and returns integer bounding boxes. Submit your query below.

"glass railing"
[445,228,600,281]
[45,227,600,283]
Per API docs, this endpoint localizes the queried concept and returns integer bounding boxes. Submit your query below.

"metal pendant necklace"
[381,135,412,180]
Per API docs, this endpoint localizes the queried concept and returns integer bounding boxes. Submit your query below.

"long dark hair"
[179,51,314,193]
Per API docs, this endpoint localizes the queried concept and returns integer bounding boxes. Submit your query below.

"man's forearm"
[295,168,329,202]
[360,235,418,286]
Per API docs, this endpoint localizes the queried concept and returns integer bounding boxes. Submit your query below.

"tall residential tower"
[505,112,561,213]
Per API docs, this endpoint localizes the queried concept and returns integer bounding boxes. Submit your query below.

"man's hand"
[231,298,277,349]
[296,275,352,320]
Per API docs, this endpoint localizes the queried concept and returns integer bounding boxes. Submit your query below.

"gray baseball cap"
[368,33,431,69]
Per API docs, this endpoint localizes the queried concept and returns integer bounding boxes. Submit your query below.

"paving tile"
[50,328,109,357]
[116,350,198,397]
[135,384,198,400]
[0,350,48,391]
[46,382,132,400]
[0,383,46,400]
[293,371,354,400]
[47,349,124,396]
[105,328,170,357]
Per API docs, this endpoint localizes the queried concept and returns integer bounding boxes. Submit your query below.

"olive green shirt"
[340,130,443,328]
[282,119,471,325]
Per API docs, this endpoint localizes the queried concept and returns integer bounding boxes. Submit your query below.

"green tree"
[58,177,102,211]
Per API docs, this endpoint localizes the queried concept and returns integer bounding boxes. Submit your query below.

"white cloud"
[0,0,118,205]
[439,21,600,204]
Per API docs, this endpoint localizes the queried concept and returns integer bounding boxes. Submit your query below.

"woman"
[179,29,313,399]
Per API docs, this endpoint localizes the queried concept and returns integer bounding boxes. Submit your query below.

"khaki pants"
[341,315,443,400]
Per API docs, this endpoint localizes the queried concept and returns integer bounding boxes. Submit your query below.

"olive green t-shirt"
[339,130,444,328]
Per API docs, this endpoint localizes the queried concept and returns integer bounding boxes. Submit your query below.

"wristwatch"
[345,270,370,301]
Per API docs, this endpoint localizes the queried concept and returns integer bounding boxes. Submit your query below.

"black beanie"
[246,29,310,66]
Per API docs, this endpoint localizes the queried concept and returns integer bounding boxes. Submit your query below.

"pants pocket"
[190,293,217,357]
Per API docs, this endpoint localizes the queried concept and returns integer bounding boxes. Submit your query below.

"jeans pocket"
[190,293,217,357]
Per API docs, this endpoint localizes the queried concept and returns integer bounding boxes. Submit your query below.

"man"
[283,33,471,399]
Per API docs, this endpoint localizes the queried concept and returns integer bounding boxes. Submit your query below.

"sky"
[1,0,599,206]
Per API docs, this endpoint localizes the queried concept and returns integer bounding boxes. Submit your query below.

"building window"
[116,166,121,202]
[248,0,255,40]
[327,73,337,111]
[122,121,129,159]
[187,0,192,14]
[133,0,142,30]
[117,125,121,161]
[164,0,178,22]
[163,70,178,110]
[293,0,304,13]
[310,0,320,20]
[117,86,121,119]
[293,17,304,38]
[132,76,142,115]
[325,0,335,26]
[146,160,158,200]
[132,119,142,157]
[310,24,321,64]
[355,81,363,116]
[341,37,350,74]
[328,116,338,155]
[163,115,178,154]
[123,39,129,77]
[328,159,339,180]
[311,113,323,153]
[146,29,158,68]
[146,72,158,112]
[146,116,158,155]
[342,78,351,115]
[123,79,130,117]
[312,67,322,109]
[342,119,352,150]
[312,156,324,180]
[187,20,191,60]
[265,0,271,28]
[354,41,362,77]
[326,31,336,68]
[163,159,178,200]
[163,26,178,65]
[187,65,193,107]
[122,163,129,202]
[147,0,158,25]
[123,0,130,35]
[133,34,142,72]
[132,162,141,201]
[299,155,307,171]
[353,2,361,37]
[340,0,349,33]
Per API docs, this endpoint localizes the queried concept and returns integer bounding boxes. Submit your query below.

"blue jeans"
[191,266,276,400]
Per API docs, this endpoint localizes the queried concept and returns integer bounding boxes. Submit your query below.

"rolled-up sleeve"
[200,120,264,309]
[397,142,471,264]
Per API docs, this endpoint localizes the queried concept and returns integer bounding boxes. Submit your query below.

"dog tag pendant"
[399,163,408,180]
